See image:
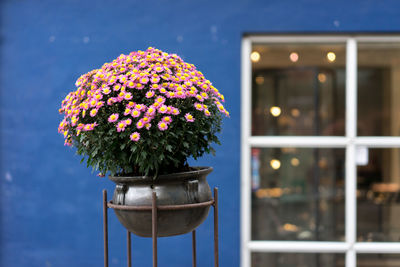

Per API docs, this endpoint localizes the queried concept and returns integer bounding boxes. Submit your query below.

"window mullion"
[345,38,358,267]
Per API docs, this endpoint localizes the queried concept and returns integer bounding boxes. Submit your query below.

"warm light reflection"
[251,51,260,62]
[270,159,281,170]
[291,108,300,117]
[327,52,336,62]
[291,157,300,166]
[289,52,299,62]
[270,106,281,117]
[318,73,327,83]
[255,76,265,85]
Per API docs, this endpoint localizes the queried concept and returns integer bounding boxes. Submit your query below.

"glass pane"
[252,253,345,267]
[357,148,400,241]
[358,43,400,136]
[358,254,400,267]
[251,43,346,136]
[251,148,345,241]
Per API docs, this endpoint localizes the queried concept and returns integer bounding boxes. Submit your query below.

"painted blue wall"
[1,0,400,266]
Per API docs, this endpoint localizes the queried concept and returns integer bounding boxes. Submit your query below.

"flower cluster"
[58,47,228,176]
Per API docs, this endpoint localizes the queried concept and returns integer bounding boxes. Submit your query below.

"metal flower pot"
[108,166,213,237]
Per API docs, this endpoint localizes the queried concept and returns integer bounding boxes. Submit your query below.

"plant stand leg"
[213,187,219,267]
[103,190,109,267]
[127,231,132,267]
[192,230,197,267]
[152,192,158,267]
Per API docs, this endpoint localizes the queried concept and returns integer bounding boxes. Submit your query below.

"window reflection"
[357,254,400,267]
[251,148,345,241]
[358,43,400,136]
[251,44,346,136]
[357,148,400,242]
[252,253,345,267]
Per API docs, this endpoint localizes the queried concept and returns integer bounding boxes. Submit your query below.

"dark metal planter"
[108,166,213,237]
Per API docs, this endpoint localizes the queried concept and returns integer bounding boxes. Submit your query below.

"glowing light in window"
[270,106,281,117]
[318,73,327,83]
[270,159,281,170]
[251,51,260,62]
[255,76,265,85]
[291,108,300,117]
[289,52,299,62]
[291,157,300,167]
[327,52,336,62]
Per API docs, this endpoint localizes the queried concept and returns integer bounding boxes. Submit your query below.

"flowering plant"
[58,47,228,176]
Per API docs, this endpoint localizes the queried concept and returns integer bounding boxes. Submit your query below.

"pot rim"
[108,166,213,183]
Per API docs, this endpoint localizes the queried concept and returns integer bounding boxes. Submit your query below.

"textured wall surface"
[1,0,400,266]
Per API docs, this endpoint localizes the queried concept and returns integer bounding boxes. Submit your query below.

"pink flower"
[108,113,119,122]
[139,77,149,84]
[125,118,132,125]
[131,109,141,118]
[162,116,172,124]
[124,92,133,100]
[158,105,168,114]
[146,91,155,98]
[154,65,164,73]
[102,87,111,95]
[155,96,165,105]
[146,106,156,116]
[171,108,180,115]
[158,121,168,131]
[136,120,144,129]
[151,76,160,84]
[185,113,195,122]
[124,108,131,116]
[127,80,135,88]
[90,109,98,117]
[194,102,203,111]
[130,132,140,142]
[145,123,151,130]
[135,83,144,90]
[116,121,126,132]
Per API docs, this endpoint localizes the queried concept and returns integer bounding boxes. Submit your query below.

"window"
[241,35,400,267]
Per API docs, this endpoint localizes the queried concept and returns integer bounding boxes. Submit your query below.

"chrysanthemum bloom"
[158,105,168,114]
[194,103,203,111]
[162,116,172,124]
[90,109,98,117]
[130,132,140,142]
[158,121,168,131]
[117,121,126,132]
[125,118,132,125]
[146,106,156,116]
[151,76,160,84]
[95,94,103,101]
[127,81,135,88]
[124,108,131,116]
[113,84,121,91]
[102,87,111,95]
[127,102,136,109]
[135,83,144,90]
[124,92,133,100]
[145,123,151,130]
[155,96,165,104]
[136,120,144,129]
[140,77,149,84]
[108,113,119,123]
[107,98,116,106]
[204,109,211,116]
[146,91,155,98]
[185,113,195,122]
[131,109,141,118]
[172,108,180,115]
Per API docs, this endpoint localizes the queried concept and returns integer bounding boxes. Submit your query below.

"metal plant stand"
[102,188,219,267]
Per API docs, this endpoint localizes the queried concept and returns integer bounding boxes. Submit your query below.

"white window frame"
[241,35,400,267]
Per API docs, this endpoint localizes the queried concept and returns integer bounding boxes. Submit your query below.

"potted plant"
[58,47,229,237]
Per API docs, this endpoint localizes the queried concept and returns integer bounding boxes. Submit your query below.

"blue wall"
[1,0,400,266]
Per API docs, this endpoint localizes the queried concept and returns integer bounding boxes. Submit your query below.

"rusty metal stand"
[103,188,219,267]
